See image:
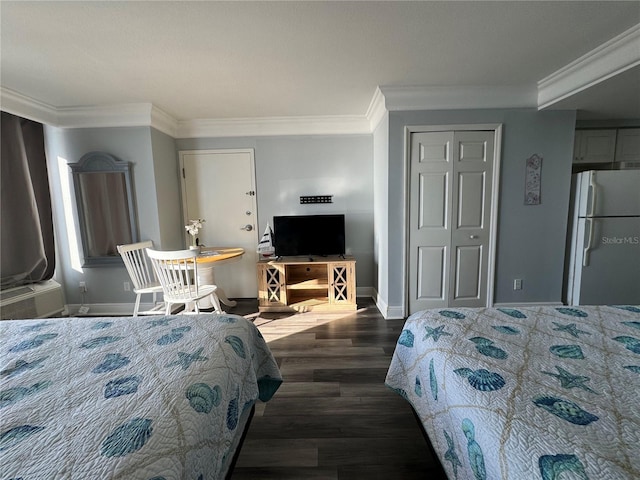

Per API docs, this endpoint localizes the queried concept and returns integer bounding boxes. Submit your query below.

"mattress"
[1,313,282,479]
[385,305,640,480]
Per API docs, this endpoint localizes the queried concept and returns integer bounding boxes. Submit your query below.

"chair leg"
[133,294,142,317]
[165,302,172,315]
[209,293,223,314]
[181,302,195,314]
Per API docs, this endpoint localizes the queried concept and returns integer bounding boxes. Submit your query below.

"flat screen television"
[273,214,345,257]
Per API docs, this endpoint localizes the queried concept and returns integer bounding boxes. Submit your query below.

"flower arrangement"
[185,218,205,247]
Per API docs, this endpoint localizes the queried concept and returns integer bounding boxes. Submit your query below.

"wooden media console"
[257,256,356,312]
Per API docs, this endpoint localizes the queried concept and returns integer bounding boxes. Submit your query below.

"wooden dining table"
[195,246,245,310]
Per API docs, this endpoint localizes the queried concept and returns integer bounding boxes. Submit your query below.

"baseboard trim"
[493,302,565,307]
[372,289,405,320]
[356,286,375,299]
[66,302,170,317]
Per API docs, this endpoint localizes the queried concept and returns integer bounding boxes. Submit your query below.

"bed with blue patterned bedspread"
[385,305,640,480]
[0,313,282,479]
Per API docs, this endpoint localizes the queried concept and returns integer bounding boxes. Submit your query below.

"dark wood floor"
[226,298,448,480]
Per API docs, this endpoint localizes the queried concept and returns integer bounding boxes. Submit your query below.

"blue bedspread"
[385,305,640,480]
[1,313,282,479]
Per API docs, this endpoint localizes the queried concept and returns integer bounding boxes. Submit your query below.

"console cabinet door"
[257,263,286,308]
[328,262,355,306]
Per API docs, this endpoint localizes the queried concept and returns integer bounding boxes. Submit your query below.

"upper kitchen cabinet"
[573,129,617,164]
[614,128,640,163]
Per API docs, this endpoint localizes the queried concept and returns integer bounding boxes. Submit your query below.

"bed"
[385,305,640,480]
[1,313,282,479]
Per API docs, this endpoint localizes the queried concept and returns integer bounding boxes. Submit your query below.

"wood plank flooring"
[226,298,448,480]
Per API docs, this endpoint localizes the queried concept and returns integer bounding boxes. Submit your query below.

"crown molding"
[57,103,154,128]
[1,86,369,137]
[379,85,537,111]
[1,87,58,125]
[56,103,178,137]
[366,87,388,132]
[1,87,178,136]
[538,23,640,110]
[177,114,371,138]
[150,105,179,137]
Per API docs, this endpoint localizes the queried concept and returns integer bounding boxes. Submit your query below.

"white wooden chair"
[145,248,222,315]
[117,241,165,316]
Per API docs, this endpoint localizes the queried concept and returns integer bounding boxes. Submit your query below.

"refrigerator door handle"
[587,173,597,217]
[583,218,594,267]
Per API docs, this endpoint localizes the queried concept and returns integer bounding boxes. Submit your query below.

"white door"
[409,130,496,313]
[408,131,453,311]
[180,149,258,298]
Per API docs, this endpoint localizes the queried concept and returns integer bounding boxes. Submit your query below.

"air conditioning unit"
[0,280,66,320]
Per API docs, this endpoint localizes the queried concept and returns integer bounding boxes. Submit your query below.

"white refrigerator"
[566,169,640,305]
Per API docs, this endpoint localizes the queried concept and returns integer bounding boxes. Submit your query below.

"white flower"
[185,219,205,236]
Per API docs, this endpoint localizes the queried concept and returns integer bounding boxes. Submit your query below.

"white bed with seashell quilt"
[385,305,640,480]
[1,313,282,480]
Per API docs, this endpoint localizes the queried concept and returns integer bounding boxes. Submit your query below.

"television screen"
[273,214,345,257]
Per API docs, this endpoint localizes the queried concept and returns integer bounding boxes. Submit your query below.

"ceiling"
[1,1,639,129]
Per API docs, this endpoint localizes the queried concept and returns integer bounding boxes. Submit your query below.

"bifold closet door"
[408,130,494,313]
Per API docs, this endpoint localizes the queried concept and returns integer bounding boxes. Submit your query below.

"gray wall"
[176,135,375,289]
[44,126,176,308]
[372,112,389,310]
[150,128,182,250]
[383,108,576,313]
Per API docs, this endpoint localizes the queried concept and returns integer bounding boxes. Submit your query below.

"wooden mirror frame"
[69,152,138,267]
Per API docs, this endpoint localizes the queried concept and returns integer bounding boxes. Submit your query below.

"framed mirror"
[69,152,138,267]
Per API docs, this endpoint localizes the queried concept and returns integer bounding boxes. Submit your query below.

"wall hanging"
[524,154,543,205]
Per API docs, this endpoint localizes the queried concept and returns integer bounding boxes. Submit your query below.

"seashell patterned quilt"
[0,313,282,479]
[385,305,640,480]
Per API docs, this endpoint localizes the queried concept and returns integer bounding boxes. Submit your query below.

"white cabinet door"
[615,128,640,163]
[573,129,617,164]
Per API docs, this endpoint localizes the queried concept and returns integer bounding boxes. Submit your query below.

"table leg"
[197,265,237,309]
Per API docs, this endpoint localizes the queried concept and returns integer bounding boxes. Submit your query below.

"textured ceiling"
[1,1,639,121]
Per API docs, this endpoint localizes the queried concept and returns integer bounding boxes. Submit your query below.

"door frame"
[403,124,503,316]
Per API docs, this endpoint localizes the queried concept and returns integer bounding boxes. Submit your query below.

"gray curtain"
[1,111,55,288]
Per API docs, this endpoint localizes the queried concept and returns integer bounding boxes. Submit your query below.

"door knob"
[241,224,253,231]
